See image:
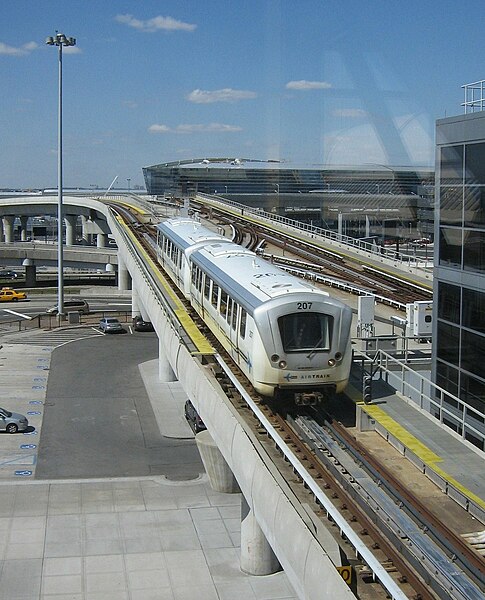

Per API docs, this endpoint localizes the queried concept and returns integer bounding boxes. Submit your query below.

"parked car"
[133,316,154,332]
[0,288,27,302]
[0,270,19,279]
[184,399,206,434]
[0,407,29,433]
[46,298,90,315]
[99,317,125,333]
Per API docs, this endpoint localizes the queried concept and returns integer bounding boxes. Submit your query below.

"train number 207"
[297,302,312,310]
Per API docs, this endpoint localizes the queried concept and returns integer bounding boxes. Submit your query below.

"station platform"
[346,368,485,526]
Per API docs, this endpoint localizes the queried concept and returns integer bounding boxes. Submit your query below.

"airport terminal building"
[143,158,434,236]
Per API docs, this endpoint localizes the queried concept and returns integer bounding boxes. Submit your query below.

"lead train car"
[157,217,353,404]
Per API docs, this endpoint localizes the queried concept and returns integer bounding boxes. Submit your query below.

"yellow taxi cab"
[0,288,27,302]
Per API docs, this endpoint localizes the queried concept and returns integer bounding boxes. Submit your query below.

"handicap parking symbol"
[15,470,32,477]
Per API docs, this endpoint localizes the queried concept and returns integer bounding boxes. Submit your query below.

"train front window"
[278,313,331,352]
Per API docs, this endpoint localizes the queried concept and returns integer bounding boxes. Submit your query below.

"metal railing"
[462,80,485,113]
[196,193,433,276]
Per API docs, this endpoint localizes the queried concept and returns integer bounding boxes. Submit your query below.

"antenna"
[104,175,118,197]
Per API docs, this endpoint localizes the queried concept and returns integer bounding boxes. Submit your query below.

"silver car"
[0,407,29,433]
[99,317,125,333]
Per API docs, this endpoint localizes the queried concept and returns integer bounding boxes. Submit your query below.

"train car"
[156,217,232,296]
[157,217,353,404]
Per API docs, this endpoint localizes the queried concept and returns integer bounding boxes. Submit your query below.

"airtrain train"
[156,217,353,404]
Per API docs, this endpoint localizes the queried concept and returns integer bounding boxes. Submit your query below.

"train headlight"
[335,352,343,362]
[271,354,279,363]
[278,360,287,369]
[327,358,336,367]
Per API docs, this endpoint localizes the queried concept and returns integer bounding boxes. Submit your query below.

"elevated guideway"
[194,193,433,292]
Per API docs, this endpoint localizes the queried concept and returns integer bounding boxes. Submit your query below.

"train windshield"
[278,313,332,352]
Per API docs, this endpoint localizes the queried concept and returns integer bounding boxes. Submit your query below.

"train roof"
[157,217,229,250]
[192,241,330,313]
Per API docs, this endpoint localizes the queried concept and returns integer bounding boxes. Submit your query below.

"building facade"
[434,111,485,447]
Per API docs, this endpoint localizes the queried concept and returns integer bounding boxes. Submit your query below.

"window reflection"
[465,142,485,184]
[439,227,462,267]
[463,229,485,273]
[438,282,460,324]
[440,144,463,184]
[462,288,485,333]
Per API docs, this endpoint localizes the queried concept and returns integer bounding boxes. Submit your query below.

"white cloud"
[0,41,39,56]
[149,123,242,134]
[63,45,82,54]
[149,124,172,133]
[332,108,367,118]
[115,14,196,33]
[286,80,332,90]
[186,88,257,104]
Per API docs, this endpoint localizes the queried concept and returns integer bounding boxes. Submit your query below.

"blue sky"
[1,0,484,189]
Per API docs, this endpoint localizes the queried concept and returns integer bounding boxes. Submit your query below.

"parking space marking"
[2,308,32,319]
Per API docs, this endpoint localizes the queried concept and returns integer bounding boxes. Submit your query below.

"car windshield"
[106,319,119,323]
[0,408,12,417]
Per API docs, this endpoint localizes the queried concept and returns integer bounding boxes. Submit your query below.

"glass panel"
[465,142,485,184]
[220,289,228,316]
[463,229,485,273]
[460,373,485,419]
[278,313,332,352]
[232,301,238,329]
[464,186,485,227]
[439,186,462,226]
[211,283,219,308]
[462,288,485,333]
[461,329,485,378]
[204,276,211,299]
[436,361,459,397]
[440,145,463,184]
[438,227,462,267]
[436,321,460,366]
[240,309,247,338]
[438,282,460,324]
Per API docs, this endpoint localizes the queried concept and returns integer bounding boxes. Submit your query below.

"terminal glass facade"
[435,112,485,448]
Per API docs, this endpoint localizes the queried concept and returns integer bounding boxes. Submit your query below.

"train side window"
[204,275,211,299]
[211,283,219,308]
[240,308,247,339]
[191,266,197,286]
[231,301,238,330]
[220,289,228,317]
[197,268,203,292]
[227,298,233,324]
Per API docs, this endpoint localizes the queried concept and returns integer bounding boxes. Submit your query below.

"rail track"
[111,202,484,599]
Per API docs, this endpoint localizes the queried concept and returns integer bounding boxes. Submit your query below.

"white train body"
[157,217,353,403]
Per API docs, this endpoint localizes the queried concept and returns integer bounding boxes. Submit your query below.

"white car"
[99,317,125,333]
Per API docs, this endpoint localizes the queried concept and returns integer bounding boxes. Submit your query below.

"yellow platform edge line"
[116,217,215,355]
[350,384,485,510]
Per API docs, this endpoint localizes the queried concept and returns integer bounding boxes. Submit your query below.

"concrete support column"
[195,429,240,493]
[0,223,4,242]
[64,214,77,246]
[158,338,176,382]
[20,216,29,241]
[24,263,37,287]
[97,233,108,248]
[132,289,140,319]
[80,215,92,245]
[240,496,281,576]
[117,254,131,291]
[2,215,15,243]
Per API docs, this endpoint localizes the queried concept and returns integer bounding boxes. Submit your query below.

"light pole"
[46,32,76,318]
